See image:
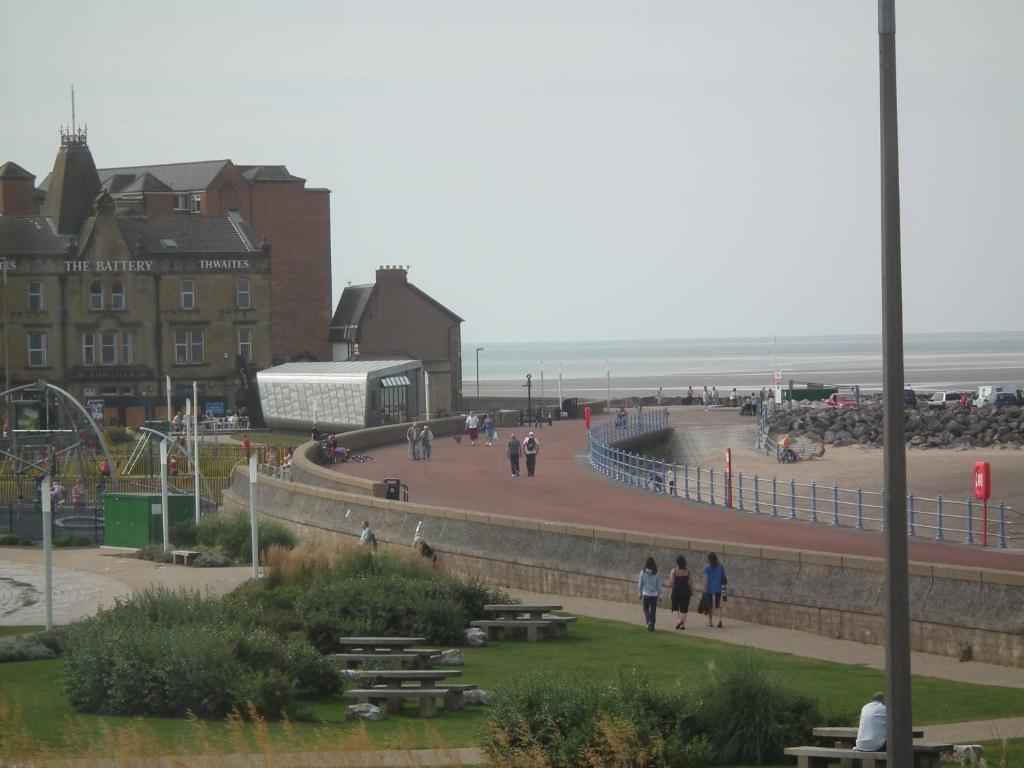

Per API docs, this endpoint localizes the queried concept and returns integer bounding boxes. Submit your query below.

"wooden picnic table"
[812,726,924,747]
[338,636,427,652]
[484,604,562,620]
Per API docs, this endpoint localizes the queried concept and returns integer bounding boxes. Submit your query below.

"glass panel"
[82,332,94,365]
[101,331,117,365]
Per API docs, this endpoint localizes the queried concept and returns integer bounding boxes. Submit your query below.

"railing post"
[999,502,1007,549]
[810,481,817,523]
[696,466,702,503]
[684,464,690,500]
[908,491,916,537]
[771,476,778,517]
[790,478,797,520]
[709,468,715,505]
[935,495,944,541]
[881,489,887,533]
[832,484,840,526]
[753,474,760,514]
[672,463,678,497]
[856,487,864,530]
[966,498,974,545]
[738,472,744,511]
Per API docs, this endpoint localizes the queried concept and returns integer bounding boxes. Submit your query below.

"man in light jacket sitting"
[855,692,887,752]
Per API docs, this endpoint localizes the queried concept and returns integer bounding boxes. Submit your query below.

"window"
[174,194,189,211]
[89,281,103,310]
[27,332,46,367]
[111,281,125,310]
[236,278,251,309]
[174,329,204,364]
[189,193,201,214]
[100,331,117,365]
[180,279,195,310]
[82,332,95,365]
[122,330,133,365]
[238,328,253,363]
[28,281,43,311]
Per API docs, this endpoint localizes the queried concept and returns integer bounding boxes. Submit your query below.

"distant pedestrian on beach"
[420,424,433,460]
[729,388,737,408]
[407,422,420,460]
[712,386,718,403]
[638,556,661,631]
[523,431,540,476]
[507,433,521,476]
[465,412,480,446]
[703,552,726,628]
[702,386,712,412]
[669,555,692,630]
[686,385,693,406]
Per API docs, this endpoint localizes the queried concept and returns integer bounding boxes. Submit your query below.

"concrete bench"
[343,687,447,718]
[329,652,431,670]
[470,619,553,642]
[784,743,950,768]
[541,614,578,638]
[435,683,478,711]
[171,550,201,566]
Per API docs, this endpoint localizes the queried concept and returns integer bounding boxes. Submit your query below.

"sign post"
[974,461,991,547]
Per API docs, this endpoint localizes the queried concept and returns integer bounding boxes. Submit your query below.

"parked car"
[927,391,963,408]
[992,392,1019,409]
[903,389,918,407]
[825,392,858,409]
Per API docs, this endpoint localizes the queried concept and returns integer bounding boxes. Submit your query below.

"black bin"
[561,398,579,419]
[384,478,402,501]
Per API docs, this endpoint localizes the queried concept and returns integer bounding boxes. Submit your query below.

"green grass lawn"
[3,615,1023,760]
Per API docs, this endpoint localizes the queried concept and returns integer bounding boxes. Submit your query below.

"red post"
[725,448,732,509]
[583,406,592,430]
[974,461,991,547]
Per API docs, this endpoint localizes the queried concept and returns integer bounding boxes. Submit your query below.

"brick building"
[329,266,463,416]
[38,150,331,363]
[0,131,272,426]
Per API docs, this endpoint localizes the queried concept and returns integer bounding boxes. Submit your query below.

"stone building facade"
[329,266,463,416]
[0,131,270,426]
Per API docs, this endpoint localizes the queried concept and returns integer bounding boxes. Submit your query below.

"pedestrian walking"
[668,555,692,630]
[359,520,378,551]
[483,413,495,446]
[703,552,727,628]
[242,433,252,460]
[711,386,718,404]
[534,406,544,429]
[522,431,539,476]
[465,412,480,446]
[729,388,737,408]
[638,556,661,631]
[506,433,521,477]
[407,422,421,460]
[420,424,433,460]
[686,386,693,406]
[702,386,712,413]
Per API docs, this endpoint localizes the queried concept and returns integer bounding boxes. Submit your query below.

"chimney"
[0,162,37,216]
[375,264,409,286]
[42,129,101,234]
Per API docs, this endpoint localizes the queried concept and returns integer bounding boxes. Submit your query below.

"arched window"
[89,281,103,310]
[111,281,125,310]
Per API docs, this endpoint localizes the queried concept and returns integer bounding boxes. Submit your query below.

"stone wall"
[227,467,1024,667]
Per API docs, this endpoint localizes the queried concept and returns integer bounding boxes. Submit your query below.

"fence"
[588,414,1020,549]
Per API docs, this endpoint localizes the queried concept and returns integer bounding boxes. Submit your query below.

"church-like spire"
[43,87,100,234]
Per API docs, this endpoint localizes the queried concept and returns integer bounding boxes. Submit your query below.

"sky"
[2,1,1022,344]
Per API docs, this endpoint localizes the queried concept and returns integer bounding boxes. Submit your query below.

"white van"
[974,386,1004,407]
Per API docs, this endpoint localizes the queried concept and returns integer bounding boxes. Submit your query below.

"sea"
[462,332,1024,398]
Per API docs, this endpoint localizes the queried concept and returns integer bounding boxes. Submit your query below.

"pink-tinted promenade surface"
[332,413,1024,572]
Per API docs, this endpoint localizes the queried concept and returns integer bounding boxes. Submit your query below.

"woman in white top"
[638,556,661,631]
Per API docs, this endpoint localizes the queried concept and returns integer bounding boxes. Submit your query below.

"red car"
[825,392,858,409]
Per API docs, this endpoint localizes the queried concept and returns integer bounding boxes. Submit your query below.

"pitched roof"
[0,217,74,255]
[0,161,35,180]
[407,282,463,323]
[236,165,304,182]
[115,215,264,254]
[328,285,374,342]
[119,172,173,194]
[62,159,232,194]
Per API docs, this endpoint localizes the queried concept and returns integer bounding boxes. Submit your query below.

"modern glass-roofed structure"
[256,360,422,431]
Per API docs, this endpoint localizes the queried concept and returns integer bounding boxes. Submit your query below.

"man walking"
[465,412,480,446]
[406,422,420,460]
[523,431,540,477]
[359,520,378,551]
[507,433,521,477]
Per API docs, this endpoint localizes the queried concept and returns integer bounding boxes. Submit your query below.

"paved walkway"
[334,411,1024,571]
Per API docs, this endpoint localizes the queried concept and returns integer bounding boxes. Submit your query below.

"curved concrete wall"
[226,463,1024,667]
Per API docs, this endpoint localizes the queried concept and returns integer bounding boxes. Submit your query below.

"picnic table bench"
[812,727,923,747]
[352,669,476,711]
[473,604,577,642]
[171,550,201,566]
[484,604,562,620]
[332,637,440,669]
[786,731,949,768]
[343,687,447,718]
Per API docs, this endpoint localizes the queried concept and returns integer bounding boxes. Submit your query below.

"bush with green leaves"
[0,534,35,546]
[0,633,57,662]
[195,511,295,564]
[59,586,339,719]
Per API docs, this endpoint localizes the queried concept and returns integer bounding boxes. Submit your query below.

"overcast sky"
[2,1,1021,343]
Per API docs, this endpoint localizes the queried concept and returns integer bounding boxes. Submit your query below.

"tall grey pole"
[878,1,912,765]
[606,362,611,409]
[193,381,200,524]
[475,347,484,399]
[165,374,172,424]
[2,262,9,392]
[248,454,259,580]
[42,471,53,631]
[160,439,170,553]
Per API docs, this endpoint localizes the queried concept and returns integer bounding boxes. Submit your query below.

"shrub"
[0,634,57,663]
[53,533,94,547]
[195,511,296,564]
[0,534,34,546]
[696,654,820,765]
[136,545,174,563]
[170,520,198,548]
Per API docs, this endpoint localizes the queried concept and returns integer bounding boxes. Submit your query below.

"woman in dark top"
[668,555,692,630]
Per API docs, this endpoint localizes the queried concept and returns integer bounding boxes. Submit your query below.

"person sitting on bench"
[855,692,886,752]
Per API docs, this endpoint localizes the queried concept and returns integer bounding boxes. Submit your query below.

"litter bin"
[384,478,403,501]
[561,398,579,419]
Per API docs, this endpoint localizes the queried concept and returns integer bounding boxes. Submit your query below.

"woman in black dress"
[669,555,692,630]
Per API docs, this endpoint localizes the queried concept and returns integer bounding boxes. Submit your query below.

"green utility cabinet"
[103,493,193,548]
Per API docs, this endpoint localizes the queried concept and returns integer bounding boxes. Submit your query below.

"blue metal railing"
[588,414,1019,549]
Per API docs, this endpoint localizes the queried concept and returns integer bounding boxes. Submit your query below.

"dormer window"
[89,281,103,310]
[174,194,188,211]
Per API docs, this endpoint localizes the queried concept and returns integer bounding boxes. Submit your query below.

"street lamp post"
[475,347,484,399]
[606,362,611,410]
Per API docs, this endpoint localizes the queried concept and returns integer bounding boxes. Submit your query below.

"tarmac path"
[334,409,1024,571]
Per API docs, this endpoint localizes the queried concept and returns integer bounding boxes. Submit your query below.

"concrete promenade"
[333,410,1024,571]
